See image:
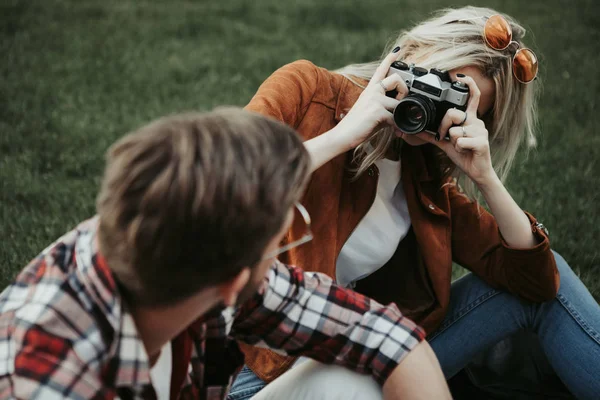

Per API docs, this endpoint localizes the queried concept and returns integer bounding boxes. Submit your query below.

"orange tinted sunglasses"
[483,14,538,84]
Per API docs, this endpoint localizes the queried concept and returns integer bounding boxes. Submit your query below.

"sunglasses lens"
[484,15,512,50]
[513,48,538,83]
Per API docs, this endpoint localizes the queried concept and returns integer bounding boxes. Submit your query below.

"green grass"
[1,0,599,300]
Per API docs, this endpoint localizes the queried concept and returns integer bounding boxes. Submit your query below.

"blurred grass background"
[1,0,599,300]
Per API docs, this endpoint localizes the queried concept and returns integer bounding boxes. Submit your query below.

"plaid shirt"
[0,218,424,399]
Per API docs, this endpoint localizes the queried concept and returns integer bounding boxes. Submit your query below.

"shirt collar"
[74,217,153,389]
[74,217,120,326]
[113,309,153,389]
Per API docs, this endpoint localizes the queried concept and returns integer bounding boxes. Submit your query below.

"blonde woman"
[229,6,600,400]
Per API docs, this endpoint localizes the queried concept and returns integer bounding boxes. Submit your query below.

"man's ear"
[218,267,251,307]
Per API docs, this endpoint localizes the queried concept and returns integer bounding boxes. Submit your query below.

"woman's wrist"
[475,169,539,248]
[325,124,360,154]
[304,127,357,172]
[475,170,502,194]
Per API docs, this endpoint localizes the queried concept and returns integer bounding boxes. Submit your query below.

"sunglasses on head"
[482,14,538,84]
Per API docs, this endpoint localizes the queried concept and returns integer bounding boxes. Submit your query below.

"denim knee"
[551,250,583,296]
[551,250,569,274]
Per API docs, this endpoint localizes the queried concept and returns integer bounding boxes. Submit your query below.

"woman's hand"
[418,75,497,186]
[332,48,409,150]
[305,48,408,172]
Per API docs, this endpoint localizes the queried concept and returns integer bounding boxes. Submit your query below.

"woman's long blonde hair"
[336,6,539,198]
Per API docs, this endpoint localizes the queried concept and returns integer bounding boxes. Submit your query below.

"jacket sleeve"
[245,60,320,129]
[231,261,425,385]
[448,182,560,302]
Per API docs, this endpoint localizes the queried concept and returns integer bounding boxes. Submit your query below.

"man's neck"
[130,288,221,365]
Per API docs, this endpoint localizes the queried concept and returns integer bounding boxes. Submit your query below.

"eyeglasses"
[483,14,538,84]
[261,202,313,261]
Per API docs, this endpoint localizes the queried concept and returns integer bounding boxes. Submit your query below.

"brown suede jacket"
[239,60,559,383]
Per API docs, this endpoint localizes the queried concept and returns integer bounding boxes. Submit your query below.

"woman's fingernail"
[392,46,401,53]
[457,73,466,78]
[435,132,440,141]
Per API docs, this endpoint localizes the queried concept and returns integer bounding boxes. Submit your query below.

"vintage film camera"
[386,61,470,134]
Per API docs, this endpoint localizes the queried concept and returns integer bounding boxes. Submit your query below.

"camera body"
[386,61,470,134]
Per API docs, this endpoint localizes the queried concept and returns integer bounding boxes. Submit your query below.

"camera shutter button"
[451,81,469,93]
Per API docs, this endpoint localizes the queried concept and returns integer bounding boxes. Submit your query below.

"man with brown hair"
[0,108,450,399]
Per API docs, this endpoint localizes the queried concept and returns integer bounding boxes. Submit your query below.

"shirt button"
[428,204,435,210]
[368,168,374,176]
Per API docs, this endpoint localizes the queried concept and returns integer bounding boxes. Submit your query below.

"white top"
[335,157,411,287]
[150,343,172,400]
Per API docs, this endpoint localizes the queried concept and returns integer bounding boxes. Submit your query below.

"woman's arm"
[304,49,409,171]
[445,179,559,301]
[421,75,538,248]
[246,50,409,173]
[244,60,351,172]
[418,75,559,301]
[477,173,537,248]
[303,127,353,172]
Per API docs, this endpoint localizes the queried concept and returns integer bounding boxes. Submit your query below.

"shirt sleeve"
[447,181,560,302]
[9,324,113,400]
[230,261,425,385]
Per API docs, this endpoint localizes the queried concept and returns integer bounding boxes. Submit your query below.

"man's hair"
[96,108,311,306]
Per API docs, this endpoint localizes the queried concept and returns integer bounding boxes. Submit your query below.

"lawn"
[1,0,599,300]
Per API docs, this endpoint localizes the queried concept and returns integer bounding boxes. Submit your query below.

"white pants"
[251,359,383,400]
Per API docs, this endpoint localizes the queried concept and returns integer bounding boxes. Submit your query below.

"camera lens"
[393,95,435,134]
[406,105,424,124]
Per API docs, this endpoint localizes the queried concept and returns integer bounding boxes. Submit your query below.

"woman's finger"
[379,73,409,99]
[369,47,401,88]
[447,125,467,145]
[456,74,481,116]
[455,137,488,153]
[378,94,401,111]
[438,108,467,140]
[416,130,452,151]
[382,110,396,127]
[448,123,487,142]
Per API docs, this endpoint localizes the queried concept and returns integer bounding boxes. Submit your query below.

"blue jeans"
[228,252,600,400]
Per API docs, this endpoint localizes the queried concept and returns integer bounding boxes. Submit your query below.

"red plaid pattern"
[0,217,424,399]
